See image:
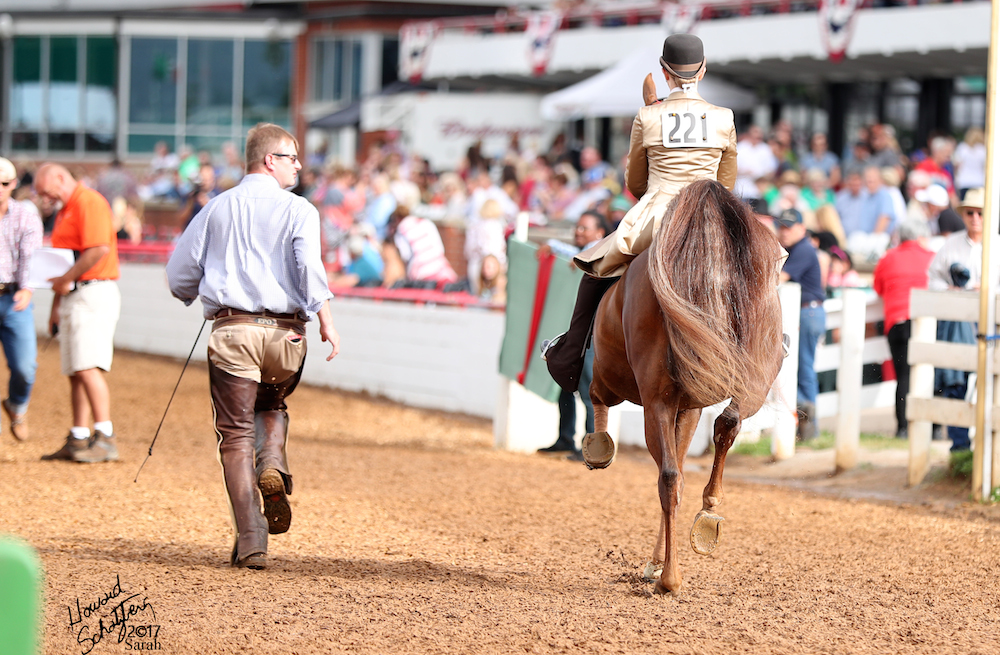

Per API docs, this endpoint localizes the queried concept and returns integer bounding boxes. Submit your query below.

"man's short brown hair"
[245,123,299,171]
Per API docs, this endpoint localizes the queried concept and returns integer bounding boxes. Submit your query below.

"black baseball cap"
[774,208,803,228]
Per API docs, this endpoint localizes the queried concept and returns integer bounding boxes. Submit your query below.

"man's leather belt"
[0,282,17,296]
[71,279,111,292]
[802,300,823,309]
[213,308,305,335]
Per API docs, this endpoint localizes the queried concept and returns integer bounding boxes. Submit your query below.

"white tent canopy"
[541,44,757,121]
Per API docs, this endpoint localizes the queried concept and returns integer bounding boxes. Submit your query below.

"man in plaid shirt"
[0,157,43,442]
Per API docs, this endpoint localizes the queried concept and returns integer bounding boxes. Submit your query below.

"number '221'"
[666,112,708,144]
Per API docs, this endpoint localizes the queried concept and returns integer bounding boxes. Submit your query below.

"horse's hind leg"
[644,407,699,583]
[691,406,741,556]
[581,402,616,469]
[593,402,608,433]
[643,397,696,595]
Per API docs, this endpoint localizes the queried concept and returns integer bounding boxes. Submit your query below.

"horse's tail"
[646,179,783,408]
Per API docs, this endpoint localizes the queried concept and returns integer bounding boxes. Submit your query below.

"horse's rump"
[645,180,783,409]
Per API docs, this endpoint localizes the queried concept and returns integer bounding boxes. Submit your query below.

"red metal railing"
[330,285,502,309]
[109,240,501,309]
[404,0,831,35]
[400,0,977,35]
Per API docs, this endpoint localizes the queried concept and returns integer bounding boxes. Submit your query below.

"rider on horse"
[543,33,739,391]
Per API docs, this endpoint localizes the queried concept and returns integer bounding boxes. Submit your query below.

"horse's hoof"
[653,579,681,596]
[581,431,616,469]
[641,561,663,582]
[690,510,725,555]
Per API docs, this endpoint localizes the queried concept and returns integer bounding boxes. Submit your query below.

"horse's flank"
[645,179,784,410]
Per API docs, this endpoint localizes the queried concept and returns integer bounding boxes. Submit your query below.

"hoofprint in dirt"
[1,349,999,654]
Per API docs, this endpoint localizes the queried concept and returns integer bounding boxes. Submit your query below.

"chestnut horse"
[585,180,784,595]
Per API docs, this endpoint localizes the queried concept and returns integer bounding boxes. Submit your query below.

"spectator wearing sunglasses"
[926,188,988,456]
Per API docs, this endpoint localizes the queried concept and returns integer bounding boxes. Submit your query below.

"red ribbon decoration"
[517,251,555,385]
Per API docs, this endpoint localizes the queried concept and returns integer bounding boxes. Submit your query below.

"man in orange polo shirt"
[35,163,121,463]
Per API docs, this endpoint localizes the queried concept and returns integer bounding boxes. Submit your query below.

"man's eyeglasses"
[271,153,299,164]
[0,180,15,188]
[965,209,983,217]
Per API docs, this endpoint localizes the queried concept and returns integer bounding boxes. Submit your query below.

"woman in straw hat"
[544,33,739,391]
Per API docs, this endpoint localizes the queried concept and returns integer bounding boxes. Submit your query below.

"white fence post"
[773,283,801,460]
[835,289,867,472]
[907,313,937,487]
[493,376,561,452]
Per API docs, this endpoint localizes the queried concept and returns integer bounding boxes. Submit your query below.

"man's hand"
[47,275,73,296]
[48,245,109,297]
[48,295,61,337]
[316,300,340,361]
[12,289,32,312]
[320,324,341,361]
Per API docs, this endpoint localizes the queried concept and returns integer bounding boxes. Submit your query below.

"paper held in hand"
[27,247,75,290]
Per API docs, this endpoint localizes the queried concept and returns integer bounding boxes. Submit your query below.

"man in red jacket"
[873,218,935,438]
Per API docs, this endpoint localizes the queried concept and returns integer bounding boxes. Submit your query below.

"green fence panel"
[0,537,42,655]
[499,239,582,402]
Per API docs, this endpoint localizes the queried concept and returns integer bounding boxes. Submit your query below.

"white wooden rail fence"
[760,284,894,470]
[497,283,899,468]
[906,289,998,489]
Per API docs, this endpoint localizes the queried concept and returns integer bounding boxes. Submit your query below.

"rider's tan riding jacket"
[575,86,737,278]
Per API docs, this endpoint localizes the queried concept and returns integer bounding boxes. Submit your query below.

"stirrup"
[539,332,566,361]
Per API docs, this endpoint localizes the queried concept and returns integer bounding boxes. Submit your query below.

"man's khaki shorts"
[208,321,306,384]
[59,280,121,376]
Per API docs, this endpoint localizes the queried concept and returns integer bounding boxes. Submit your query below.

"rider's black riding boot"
[545,275,618,392]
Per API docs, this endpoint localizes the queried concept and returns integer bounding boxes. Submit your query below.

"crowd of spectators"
[5,119,987,314]
[8,134,634,306]
[731,119,985,460]
[737,121,986,300]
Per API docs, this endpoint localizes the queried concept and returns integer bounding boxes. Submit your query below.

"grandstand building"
[0,0,989,167]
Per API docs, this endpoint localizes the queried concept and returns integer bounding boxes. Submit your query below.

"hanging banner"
[400,22,438,83]
[526,11,562,77]
[499,239,582,402]
[661,2,701,35]
[819,0,862,63]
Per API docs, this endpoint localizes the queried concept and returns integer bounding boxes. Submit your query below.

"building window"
[381,37,399,88]
[48,36,80,151]
[7,35,117,154]
[86,37,117,152]
[129,38,177,126]
[2,30,294,158]
[312,37,364,104]
[11,36,42,150]
[187,39,233,127]
[243,39,291,128]
[127,36,292,155]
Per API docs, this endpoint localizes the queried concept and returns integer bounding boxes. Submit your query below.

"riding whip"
[134,319,207,482]
[41,324,58,354]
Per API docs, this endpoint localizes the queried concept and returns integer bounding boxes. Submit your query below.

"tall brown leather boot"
[544,275,618,391]
[210,364,269,568]
[220,443,269,568]
[255,410,292,534]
